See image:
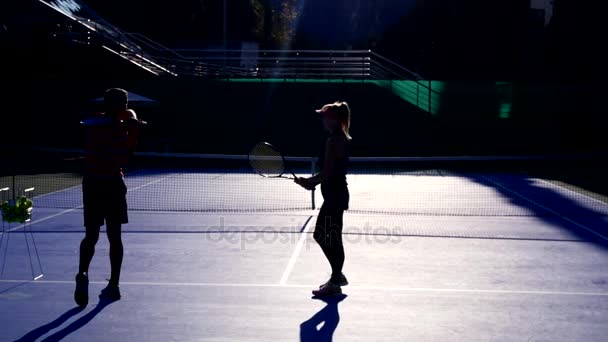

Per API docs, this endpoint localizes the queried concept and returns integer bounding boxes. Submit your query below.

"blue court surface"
[1,171,608,341]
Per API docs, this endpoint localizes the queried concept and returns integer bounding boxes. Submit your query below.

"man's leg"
[106,222,123,287]
[79,225,100,275]
[77,175,103,307]
[75,225,100,306]
[100,177,127,300]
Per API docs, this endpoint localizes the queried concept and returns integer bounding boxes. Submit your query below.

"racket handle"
[80,117,112,126]
[125,118,148,126]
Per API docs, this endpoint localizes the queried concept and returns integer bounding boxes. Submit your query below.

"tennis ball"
[1,198,32,223]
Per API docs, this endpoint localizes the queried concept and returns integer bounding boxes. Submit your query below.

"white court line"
[30,182,81,200]
[481,176,608,241]
[3,206,83,233]
[534,178,608,208]
[27,172,174,201]
[1,279,607,297]
[1,175,176,234]
[279,215,314,285]
[127,174,176,192]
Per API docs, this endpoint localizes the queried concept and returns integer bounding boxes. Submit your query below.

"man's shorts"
[83,176,128,227]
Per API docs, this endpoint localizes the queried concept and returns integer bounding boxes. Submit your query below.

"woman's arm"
[295,137,346,190]
[308,139,336,185]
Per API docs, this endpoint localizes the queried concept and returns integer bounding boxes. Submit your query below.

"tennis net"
[1,149,607,217]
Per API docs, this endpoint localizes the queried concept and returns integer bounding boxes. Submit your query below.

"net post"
[428,80,432,113]
[0,187,8,205]
[310,157,316,210]
[12,175,15,201]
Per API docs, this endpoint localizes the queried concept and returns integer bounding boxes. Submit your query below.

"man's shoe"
[99,283,121,301]
[74,273,89,306]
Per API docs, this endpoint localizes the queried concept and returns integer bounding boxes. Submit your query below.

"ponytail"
[333,101,352,140]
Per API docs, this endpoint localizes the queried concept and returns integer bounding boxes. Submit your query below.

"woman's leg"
[327,210,345,284]
[313,204,345,284]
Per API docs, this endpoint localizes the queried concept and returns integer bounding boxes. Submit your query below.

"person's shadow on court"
[14,297,117,342]
[300,294,347,342]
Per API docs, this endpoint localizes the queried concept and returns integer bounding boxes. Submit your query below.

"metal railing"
[39,0,177,76]
[38,0,440,113]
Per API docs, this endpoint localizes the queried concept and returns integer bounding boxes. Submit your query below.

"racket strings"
[249,143,285,177]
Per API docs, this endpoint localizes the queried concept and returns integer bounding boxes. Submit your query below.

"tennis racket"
[249,142,298,180]
[80,117,148,126]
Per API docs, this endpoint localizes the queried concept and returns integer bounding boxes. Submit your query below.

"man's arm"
[124,109,139,152]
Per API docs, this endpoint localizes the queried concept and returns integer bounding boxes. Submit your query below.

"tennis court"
[2,1,608,341]
[1,152,607,341]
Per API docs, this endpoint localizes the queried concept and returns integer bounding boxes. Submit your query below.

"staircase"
[38,0,177,76]
[38,0,441,115]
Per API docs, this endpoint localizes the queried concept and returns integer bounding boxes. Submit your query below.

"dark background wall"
[0,0,606,157]
[2,74,605,157]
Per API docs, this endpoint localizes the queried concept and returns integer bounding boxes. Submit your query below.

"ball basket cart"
[1,186,44,280]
